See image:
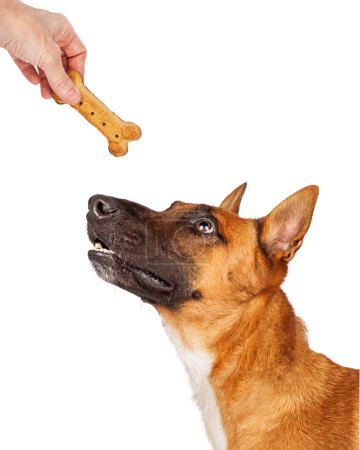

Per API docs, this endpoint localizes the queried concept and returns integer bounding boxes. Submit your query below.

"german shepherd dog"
[87,184,359,450]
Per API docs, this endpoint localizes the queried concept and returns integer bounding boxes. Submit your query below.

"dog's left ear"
[220,182,247,215]
[259,185,319,262]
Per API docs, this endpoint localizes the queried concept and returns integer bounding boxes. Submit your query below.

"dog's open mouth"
[88,239,174,293]
[92,238,114,254]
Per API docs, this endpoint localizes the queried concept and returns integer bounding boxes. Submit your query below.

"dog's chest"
[163,323,227,450]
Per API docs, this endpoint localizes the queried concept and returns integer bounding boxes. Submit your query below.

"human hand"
[0,0,86,104]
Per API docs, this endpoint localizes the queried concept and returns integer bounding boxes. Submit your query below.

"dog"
[87,183,359,450]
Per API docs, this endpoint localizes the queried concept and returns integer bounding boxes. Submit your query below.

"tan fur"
[156,186,359,449]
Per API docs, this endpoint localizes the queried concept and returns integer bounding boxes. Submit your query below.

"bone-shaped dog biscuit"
[52,70,141,156]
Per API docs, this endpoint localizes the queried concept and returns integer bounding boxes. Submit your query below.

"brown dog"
[87,184,359,450]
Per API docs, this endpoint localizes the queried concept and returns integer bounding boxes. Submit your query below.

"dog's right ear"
[259,185,319,262]
[220,182,247,215]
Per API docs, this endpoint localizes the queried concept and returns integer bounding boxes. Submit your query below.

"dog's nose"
[88,195,120,218]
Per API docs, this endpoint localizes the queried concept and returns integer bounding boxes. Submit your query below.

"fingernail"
[66,87,81,105]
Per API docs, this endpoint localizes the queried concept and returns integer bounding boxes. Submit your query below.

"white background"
[0,1,359,449]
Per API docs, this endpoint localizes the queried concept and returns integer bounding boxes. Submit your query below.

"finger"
[56,29,87,78]
[40,45,80,105]
[10,55,40,85]
[60,49,69,73]
[64,35,87,78]
[38,68,52,99]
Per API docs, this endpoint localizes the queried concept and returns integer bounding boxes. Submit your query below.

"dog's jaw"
[86,198,197,308]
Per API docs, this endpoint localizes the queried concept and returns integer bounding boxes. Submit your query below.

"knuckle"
[54,12,68,24]
[43,43,61,62]
[51,74,71,89]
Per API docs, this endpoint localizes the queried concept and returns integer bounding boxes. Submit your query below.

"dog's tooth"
[95,242,103,250]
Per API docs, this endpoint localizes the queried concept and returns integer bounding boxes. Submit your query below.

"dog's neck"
[158,287,311,450]
[159,286,307,369]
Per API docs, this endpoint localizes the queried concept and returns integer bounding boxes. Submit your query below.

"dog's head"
[87,184,319,318]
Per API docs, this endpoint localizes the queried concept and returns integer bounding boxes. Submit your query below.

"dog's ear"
[259,186,319,262]
[220,182,247,215]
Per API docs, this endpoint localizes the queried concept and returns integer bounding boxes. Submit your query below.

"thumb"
[42,49,80,105]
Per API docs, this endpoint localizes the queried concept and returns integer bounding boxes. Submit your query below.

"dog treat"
[52,70,141,156]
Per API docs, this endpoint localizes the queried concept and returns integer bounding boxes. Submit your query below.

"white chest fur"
[163,323,227,450]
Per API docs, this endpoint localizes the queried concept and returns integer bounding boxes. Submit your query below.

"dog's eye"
[194,218,216,235]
